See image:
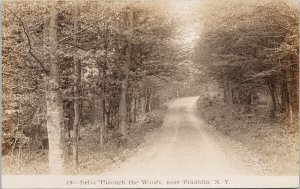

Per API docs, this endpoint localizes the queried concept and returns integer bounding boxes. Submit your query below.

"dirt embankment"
[196,96,299,175]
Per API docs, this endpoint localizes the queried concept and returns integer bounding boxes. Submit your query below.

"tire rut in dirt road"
[102,96,257,176]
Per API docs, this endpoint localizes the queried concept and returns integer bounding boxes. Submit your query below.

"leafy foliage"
[194,0,298,118]
[2,0,185,159]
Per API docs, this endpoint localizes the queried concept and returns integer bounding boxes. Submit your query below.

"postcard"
[1,0,299,188]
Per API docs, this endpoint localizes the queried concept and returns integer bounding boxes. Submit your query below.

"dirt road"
[102,96,257,176]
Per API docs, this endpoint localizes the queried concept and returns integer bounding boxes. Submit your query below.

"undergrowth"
[2,109,166,175]
[196,96,299,175]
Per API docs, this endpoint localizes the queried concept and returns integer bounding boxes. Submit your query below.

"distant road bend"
[103,96,256,176]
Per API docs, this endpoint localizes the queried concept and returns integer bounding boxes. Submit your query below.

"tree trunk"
[126,95,133,124]
[96,63,104,150]
[93,95,104,149]
[92,100,97,128]
[280,72,289,113]
[266,76,276,118]
[118,75,129,143]
[67,101,73,139]
[107,108,111,127]
[145,92,151,113]
[223,82,227,103]
[287,62,299,123]
[99,99,104,150]
[101,21,109,145]
[134,98,137,123]
[127,98,132,124]
[244,91,252,114]
[223,81,233,104]
[228,81,233,104]
[45,3,65,174]
[235,89,241,105]
[140,98,145,113]
[72,7,80,168]
[118,6,133,145]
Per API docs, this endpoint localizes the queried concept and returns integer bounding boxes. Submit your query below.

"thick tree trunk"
[101,22,109,145]
[45,3,65,174]
[118,6,133,145]
[118,74,129,142]
[72,7,80,168]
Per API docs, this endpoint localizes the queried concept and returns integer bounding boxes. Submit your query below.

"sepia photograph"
[1,0,299,188]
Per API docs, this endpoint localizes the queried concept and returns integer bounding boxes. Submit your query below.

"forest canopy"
[194,0,299,119]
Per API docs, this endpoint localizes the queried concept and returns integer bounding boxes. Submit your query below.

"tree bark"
[118,6,133,145]
[140,98,145,113]
[280,72,289,113]
[228,81,233,104]
[45,2,65,174]
[145,91,151,113]
[127,98,132,124]
[68,101,73,138]
[134,98,137,123]
[235,88,241,105]
[287,62,299,123]
[99,99,104,150]
[244,91,252,114]
[118,72,129,143]
[106,108,111,127]
[223,81,233,104]
[72,7,80,168]
[266,76,276,118]
[101,21,109,142]
[223,82,227,103]
[96,62,104,150]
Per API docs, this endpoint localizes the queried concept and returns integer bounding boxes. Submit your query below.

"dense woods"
[2,0,298,176]
[195,0,299,122]
[194,0,299,175]
[2,0,187,174]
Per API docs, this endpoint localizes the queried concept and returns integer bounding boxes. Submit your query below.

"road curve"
[102,96,256,176]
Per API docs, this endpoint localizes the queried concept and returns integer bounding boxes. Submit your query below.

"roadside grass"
[196,96,298,175]
[2,109,166,175]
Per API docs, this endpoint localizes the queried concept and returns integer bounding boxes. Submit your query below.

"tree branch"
[63,41,90,51]
[4,4,49,75]
[280,0,298,18]
[271,17,293,33]
[58,25,94,44]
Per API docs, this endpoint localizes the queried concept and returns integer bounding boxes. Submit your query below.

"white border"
[1,176,299,188]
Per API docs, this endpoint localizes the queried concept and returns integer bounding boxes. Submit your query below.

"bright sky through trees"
[168,0,201,47]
